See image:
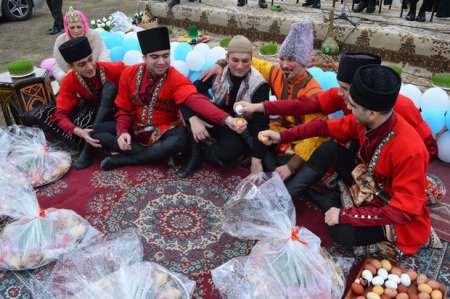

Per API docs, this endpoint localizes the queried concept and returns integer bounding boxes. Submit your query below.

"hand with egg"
[224,116,247,134]
[233,101,264,117]
[257,130,280,145]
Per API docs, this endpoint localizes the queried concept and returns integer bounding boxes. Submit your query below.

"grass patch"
[259,43,277,55]
[7,60,33,76]
[220,38,231,48]
[388,65,403,76]
[432,73,450,88]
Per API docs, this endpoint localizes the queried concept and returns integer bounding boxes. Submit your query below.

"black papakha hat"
[337,52,381,84]
[350,65,401,112]
[59,36,92,64]
[137,27,170,55]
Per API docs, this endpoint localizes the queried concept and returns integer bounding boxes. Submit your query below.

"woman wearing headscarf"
[53,6,109,83]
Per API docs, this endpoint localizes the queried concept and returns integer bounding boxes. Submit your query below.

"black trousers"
[206,125,248,165]
[407,0,437,11]
[46,0,63,29]
[303,140,387,246]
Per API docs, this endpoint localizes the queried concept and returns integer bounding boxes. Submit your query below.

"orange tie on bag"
[290,226,308,245]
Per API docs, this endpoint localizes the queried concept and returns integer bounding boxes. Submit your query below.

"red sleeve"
[317,88,349,115]
[167,67,198,105]
[326,114,361,144]
[184,93,229,125]
[56,72,80,111]
[49,109,76,134]
[100,61,126,86]
[263,95,322,116]
[279,117,330,143]
[340,203,417,226]
[115,108,133,136]
[114,66,136,112]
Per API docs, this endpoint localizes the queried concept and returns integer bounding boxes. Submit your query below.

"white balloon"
[123,50,143,65]
[207,46,226,62]
[437,131,450,163]
[420,87,449,113]
[94,27,105,33]
[193,43,210,58]
[399,84,422,109]
[171,60,190,77]
[124,31,137,40]
[185,51,206,72]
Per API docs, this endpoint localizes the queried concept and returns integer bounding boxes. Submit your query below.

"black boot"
[366,0,375,12]
[285,165,323,200]
[177,141,204,178]
[415,10,426,22]
[305,188,341,212]
[75,143,95,169]
[258,0,267,8]
[312,0,321,8]
[353,0,368,12]
[302,0,314,6]
[405,1,416,20]
[201,145,234,170]
[167,0,180,7]
[237,0,245,6]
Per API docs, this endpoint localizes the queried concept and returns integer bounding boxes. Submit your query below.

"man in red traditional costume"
[22,36,125,169]
[236,52,438,159]
[258,65,431,257]
[91,27,246,171]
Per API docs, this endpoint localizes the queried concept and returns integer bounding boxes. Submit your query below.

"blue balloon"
[189,71,203,83]
[105,32,124,49]
[174,42,192,62]
[421,108,445,136]
[122,38,141,53]
[99,31,110,42]
[201,59,216,72]
[328,110,344,120]
[307,67,324,81]
[317,71,339,91]
[109,46,124,62]
[446,112,450,130]
[208,88,213,98]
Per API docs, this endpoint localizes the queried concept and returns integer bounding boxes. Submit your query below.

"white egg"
[371,276,384,286]
[400,273,411,287]
[235,104,244,115]
[377,268,388,280]
[362,270,373,282]
[388,274,401,284]
[385,279,398,289]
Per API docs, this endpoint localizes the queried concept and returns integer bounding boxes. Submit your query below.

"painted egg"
[372,276,385,286]
[380,259,392,271]
[362,269,374,282]
[400,273,412,286]
[370,258,382,269]
[373,285,384,295]
[364,263,378,275]
[378,268,389,280]
[384,288,398,298]
[418,293,431,299]
[427,280,440,290]
[385,280,397,289]
[407,270,418,281]
[396,293,409,299]
[417,274,429,284]
[387,274,401,284]
[351,282,364,295]
[418,283,433,294]
[390,267,403,276]
[431,290,443,299]
[366,292,381,299]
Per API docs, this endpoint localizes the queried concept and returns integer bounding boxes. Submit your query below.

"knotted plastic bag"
[37,230,196,299]
[213,172,345,299]
[0,176,96,270]
[5,125,71,187]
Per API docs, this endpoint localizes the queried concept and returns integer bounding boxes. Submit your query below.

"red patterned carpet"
[0,156,449,298]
